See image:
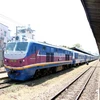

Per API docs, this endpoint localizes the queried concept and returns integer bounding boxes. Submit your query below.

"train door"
[31,44,40,63]
[65,54,67,60]
[51,48,54,62]
[51,53,54,62]
[34,46,37,63]
[46,53,51,62]
[29,43,37,64]
[35,45,41,63]
[67,54,69,60]
[65,54,69,60]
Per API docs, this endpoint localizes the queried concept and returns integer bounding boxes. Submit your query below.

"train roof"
[32,42,94,56]
[8,39,94,56]
[8,39,74,52]
[70,47,94,56]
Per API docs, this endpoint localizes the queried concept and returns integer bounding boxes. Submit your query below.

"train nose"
[8,69,20,76]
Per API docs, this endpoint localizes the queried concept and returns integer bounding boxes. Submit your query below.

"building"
[16,25,35,41]
[0,23,11,48]
[0,23,11,67]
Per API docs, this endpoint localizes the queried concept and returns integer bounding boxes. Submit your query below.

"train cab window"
[15,42,28,51]
[6,42,16,51]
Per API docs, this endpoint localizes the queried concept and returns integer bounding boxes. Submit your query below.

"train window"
[15,42,28,51]
[51,48,54,52]
[6,42,16,51]
[55,49,58,52]
[75,53,77,59]
[43,46,46,50]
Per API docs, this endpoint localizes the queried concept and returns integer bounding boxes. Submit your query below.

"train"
[4,38,98,81]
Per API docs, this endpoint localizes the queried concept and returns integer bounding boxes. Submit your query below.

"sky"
[0,0,99,55]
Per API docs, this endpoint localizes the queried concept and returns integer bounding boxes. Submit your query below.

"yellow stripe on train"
[4,60,72,70]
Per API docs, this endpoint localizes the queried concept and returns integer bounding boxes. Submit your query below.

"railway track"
[0,75,24,89]
[0,79,25,89]
[0,71,6,73]
[0,79,12,89]
[0,77,13,89]
[0,67,6,73]
[51,61,98,100]
[0,73,8,80]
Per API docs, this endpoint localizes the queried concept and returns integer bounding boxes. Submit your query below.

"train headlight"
[23,59,25,62]
[5,59,7,61]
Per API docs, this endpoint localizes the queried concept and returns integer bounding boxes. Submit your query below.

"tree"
[73,43,83,50]
[43,41,47,43]
[61,45,70,48]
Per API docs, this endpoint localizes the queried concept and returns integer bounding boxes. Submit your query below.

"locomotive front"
[4,42,29,80]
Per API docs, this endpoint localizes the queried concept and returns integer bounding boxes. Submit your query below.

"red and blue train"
[4,39,97,81]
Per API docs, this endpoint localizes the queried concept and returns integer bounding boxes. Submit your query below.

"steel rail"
[51,62,98,100]
[0,71,6,73]
[0,79,13,89]
[0,84,12,89]
[75,62,98,100]
[0,76,8,80]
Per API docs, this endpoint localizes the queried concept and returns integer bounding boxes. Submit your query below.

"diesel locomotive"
[4,38,97,81]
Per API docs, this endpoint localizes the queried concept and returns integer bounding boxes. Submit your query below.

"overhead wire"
[0,14,22,25]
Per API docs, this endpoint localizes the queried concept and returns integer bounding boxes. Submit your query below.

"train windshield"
[15,42,28,51]
[6,42,16,51]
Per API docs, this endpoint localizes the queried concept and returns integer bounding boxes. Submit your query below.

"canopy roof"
[81,0,100,53]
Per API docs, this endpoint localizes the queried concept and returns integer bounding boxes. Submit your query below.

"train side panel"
[4,41,97,81]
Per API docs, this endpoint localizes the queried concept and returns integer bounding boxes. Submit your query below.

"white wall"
[0,23,11,47]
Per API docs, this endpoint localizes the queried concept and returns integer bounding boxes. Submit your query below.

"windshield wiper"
[17,48,23,53]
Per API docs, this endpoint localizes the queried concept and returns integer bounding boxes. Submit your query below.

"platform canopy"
[70,47,94,56]
[81,0,100,54]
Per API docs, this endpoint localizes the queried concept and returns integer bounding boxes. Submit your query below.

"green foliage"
[73,43,83,50]
[61,45,70,48]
